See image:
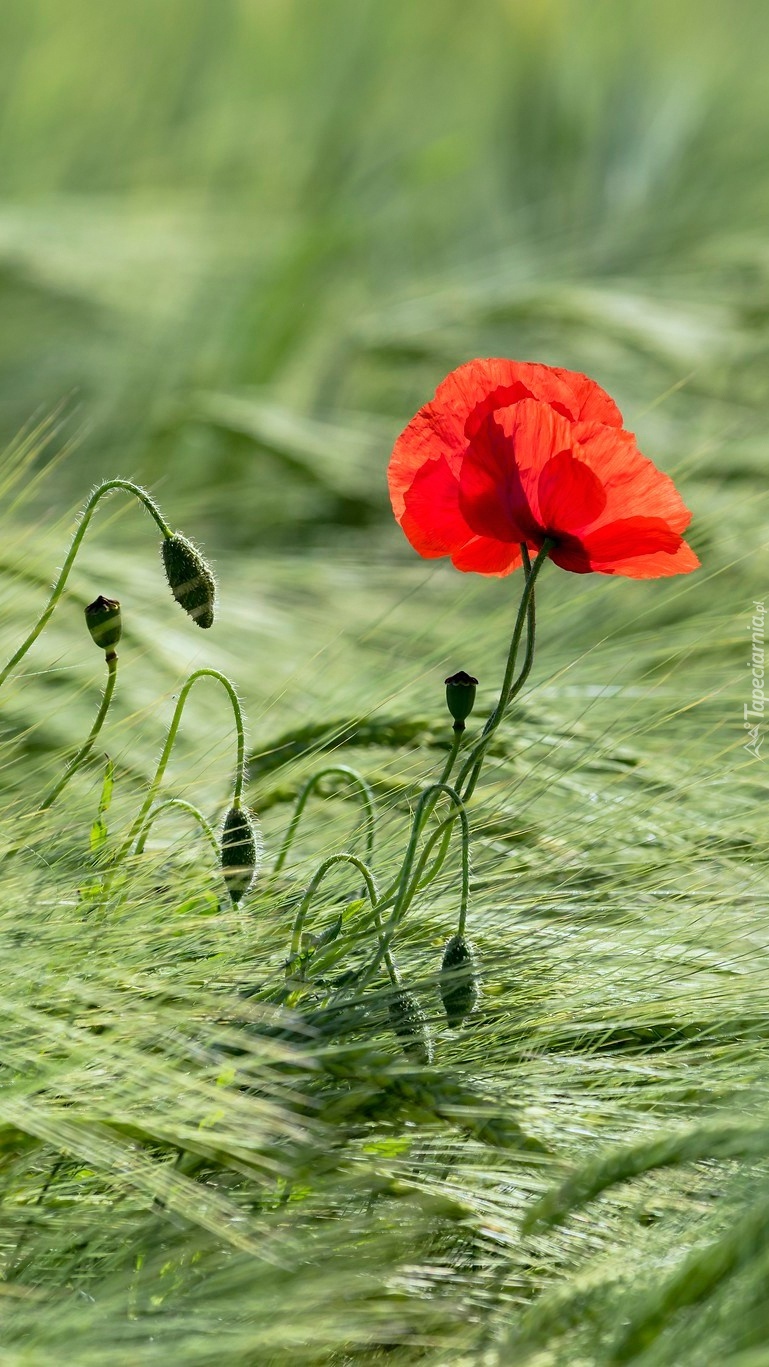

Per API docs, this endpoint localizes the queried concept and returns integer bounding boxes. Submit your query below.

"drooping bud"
[220,804,260,903]
[85,596,122,653]
[439,933,479,1027]
[388,986,433,1065]
[161,533,216,629]
[445,671,478,731]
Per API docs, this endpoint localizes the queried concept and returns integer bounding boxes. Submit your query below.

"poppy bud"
[220,804,260,903]
[445,671,478,731]
[439,933,479,1027]
[161,533,216,629]
[388,986,433,1065]
[85,596,122,653]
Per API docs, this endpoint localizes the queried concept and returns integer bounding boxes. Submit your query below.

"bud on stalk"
[388,986,433,1065]
[220,804,260,904]
[445,671,478,731]
[85,596,122,653]
[161,533,216,629]
[439,933,479,1027]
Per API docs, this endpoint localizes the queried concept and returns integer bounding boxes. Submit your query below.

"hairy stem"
[114,667,246,870]
[273,765,376,875]
[37,651,119,815]
[133,798,219,859]
[0,480,171,692]
[287,852,392,979]
[361,783,468,987]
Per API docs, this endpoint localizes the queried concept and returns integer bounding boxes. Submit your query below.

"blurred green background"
[2,0,768,802]
[2,0,769,552]
[2,9,769,1361]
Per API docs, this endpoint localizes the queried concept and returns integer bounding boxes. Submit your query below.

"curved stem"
[273,765,376,875]
[38,652,119,813]
[133,798,219,859]
[399,727,463,893]
[376,725,465,909]
[375,545,544,900]
[375,811,455,915]
[287,852,395,980]
[0,480,171,693]
[361,783,468,988]
[458,539,550,803]
[114,667,246,869]
[398,790,469,933]
[415,819,453,891]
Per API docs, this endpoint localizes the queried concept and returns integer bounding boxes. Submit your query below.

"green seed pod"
[388,986,433,1065]
[161,533,216,629]
[84,595,122,652]
[439,933,480,1027]
[220,804,260,904]
[445,671,478,731]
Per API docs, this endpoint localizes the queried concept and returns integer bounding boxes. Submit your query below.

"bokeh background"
[2,0,769,553]
[2,8,769,1360]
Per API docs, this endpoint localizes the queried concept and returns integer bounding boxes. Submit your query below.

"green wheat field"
[0,2,767,1362]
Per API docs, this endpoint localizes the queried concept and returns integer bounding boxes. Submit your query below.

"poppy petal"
[459,399,577,541]
[458,417,536,543]
[387,358,585,519]
[451,536,523,576]
[547,539,594,573]
[552,368,624,426]
[537,450,607,534]
[580,517,682,562]
[574,423,694,535]
[388,408,454,520]
[429,357,580,430]
[586,538,701,578]
[447,359,578,435]
[567,517,699,576]
[548,521,700,576]
[400,455,474,557]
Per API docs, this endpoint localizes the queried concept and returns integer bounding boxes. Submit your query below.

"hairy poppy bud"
[439,933,479,1027]
[85,595,122,653]
[161,533,216,629]
[388,987,433,1065]
[220,804,260,903]
[445,671,478,731]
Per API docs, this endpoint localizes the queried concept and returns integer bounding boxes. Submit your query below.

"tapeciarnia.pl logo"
[744,599,766,758]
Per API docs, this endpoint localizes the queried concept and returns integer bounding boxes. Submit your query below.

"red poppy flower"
[388,358,699,578]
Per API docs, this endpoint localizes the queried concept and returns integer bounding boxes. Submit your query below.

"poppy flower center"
[457,407,609,548]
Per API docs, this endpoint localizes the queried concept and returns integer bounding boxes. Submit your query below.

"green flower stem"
[457,539,551,804]
[0,480,172,693]
[0,651,119,866]
[376,722,466,910]
[287,852,393,977]
[438,726,463,787]
[361,783,468,988]
[133,798,219,859]
[273,765,376,875]
[414,819,453,891]
[414,716,465,841]
[397,727,464,892]
[114,667,246,869]
[38,651,119,813]
[398,789,470,934]
[384,544,545,904]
